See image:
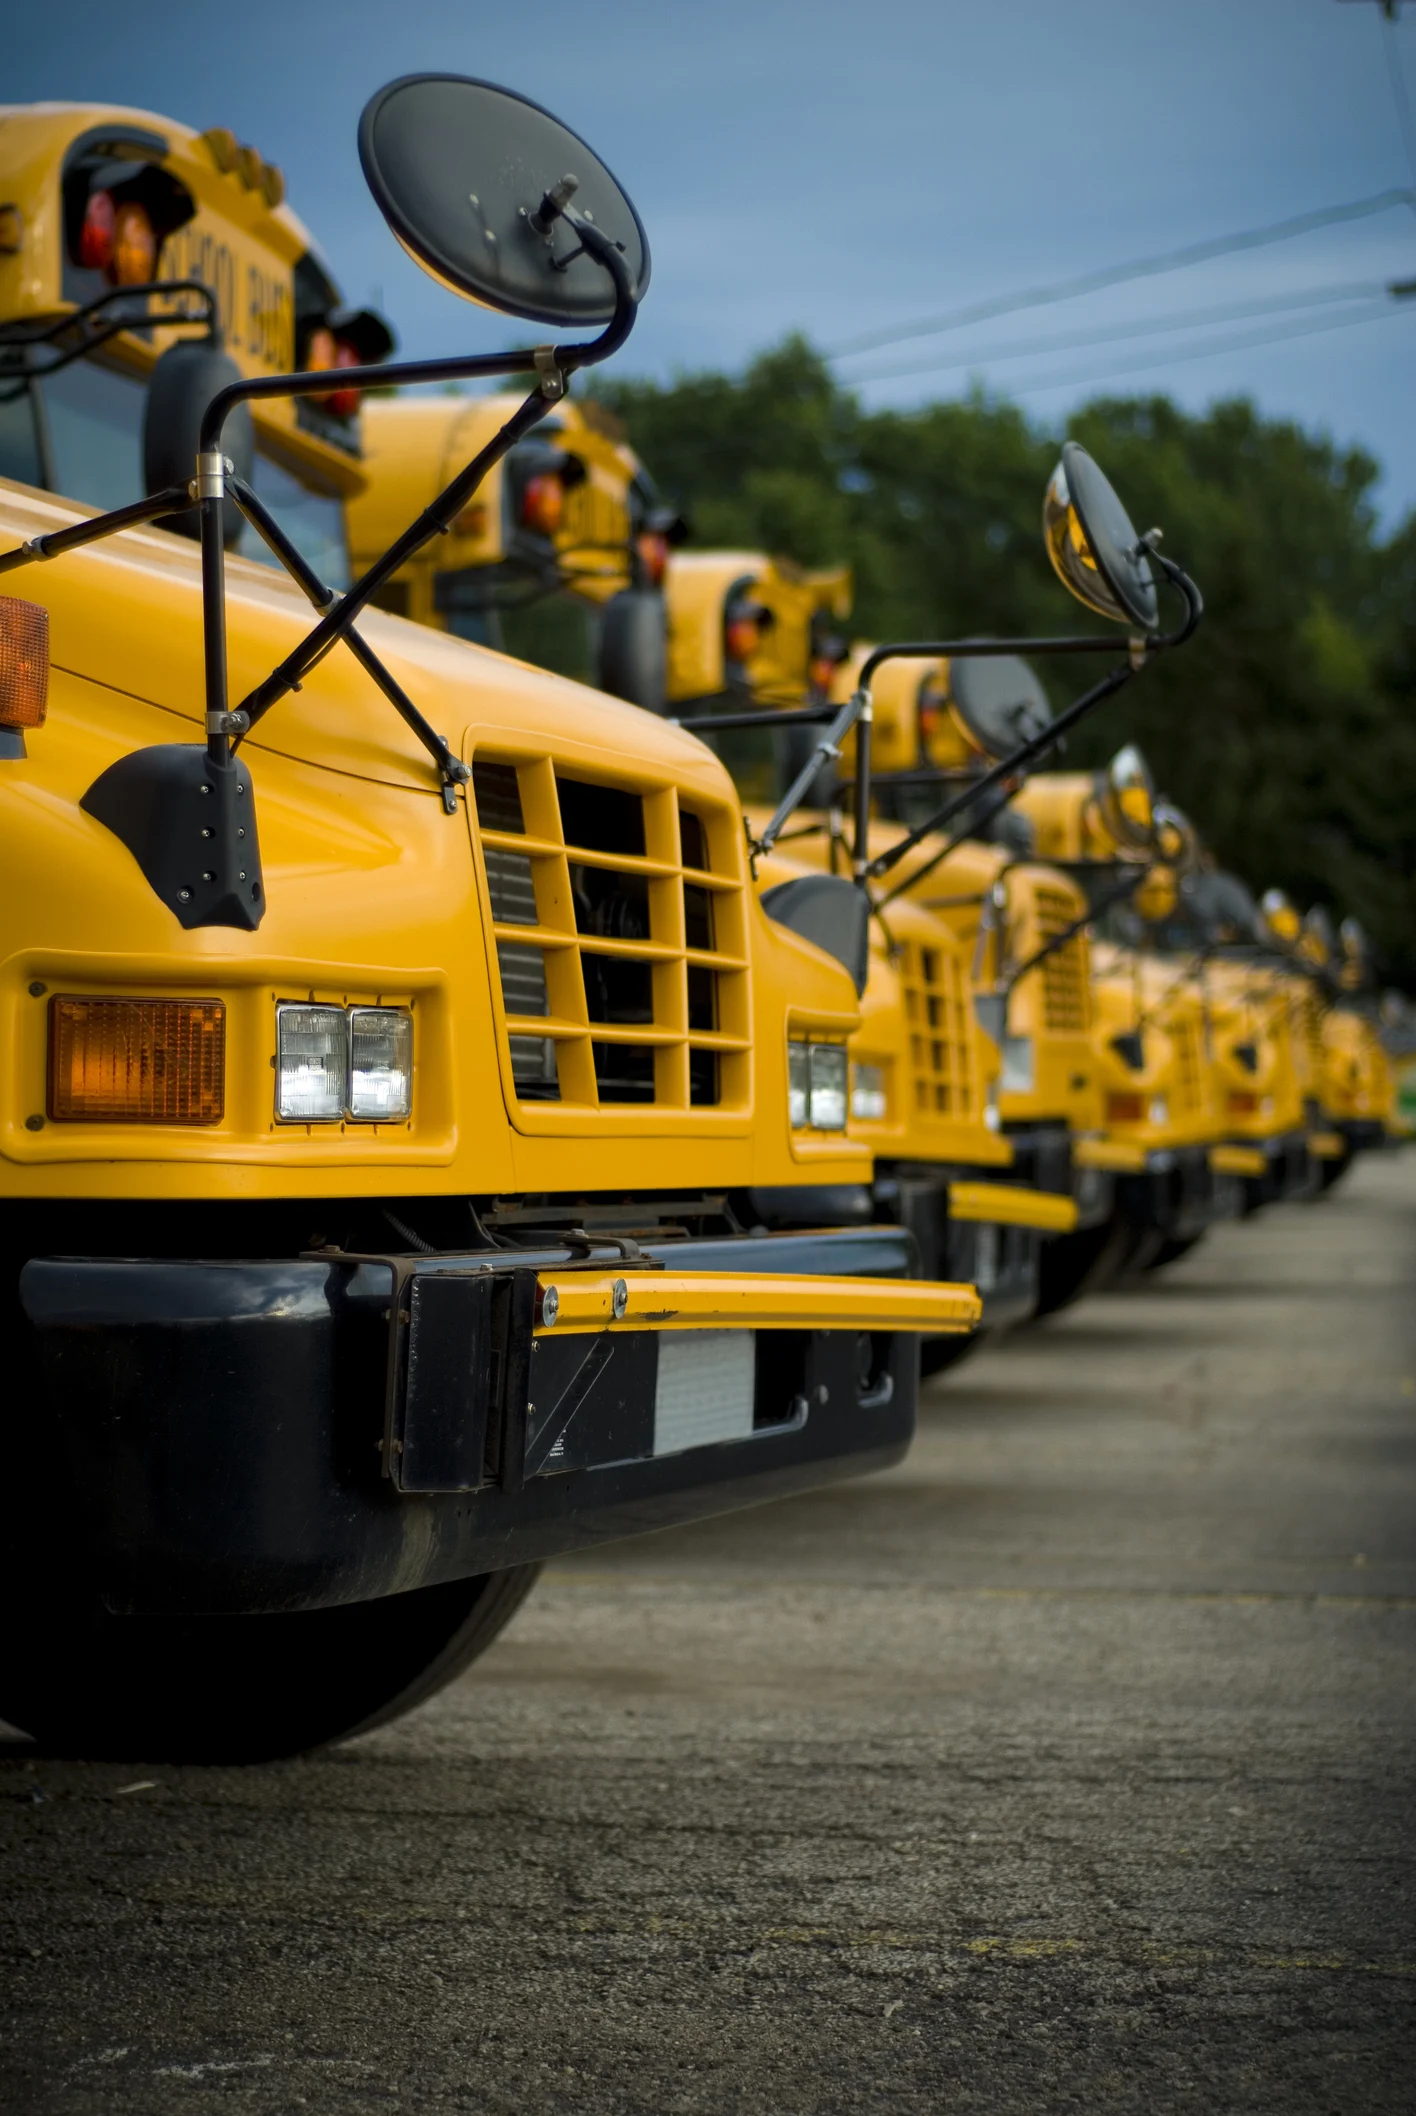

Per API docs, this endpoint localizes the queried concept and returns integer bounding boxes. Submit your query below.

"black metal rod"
[670,702,841,733]
[228,475,470,798]
[876,787,1020,910]
[0,482,193,574]
[0,278,216,354]
[236,386,555,729]
[223,218,639,732]
[852,703,873,885]
[857,633,1130,686]
[200,489,229,768]
[752,692,867,859]
[867,662,1138,880]
[1003,869,1146,992]
[0,281,217,406]
[228,477,336,612]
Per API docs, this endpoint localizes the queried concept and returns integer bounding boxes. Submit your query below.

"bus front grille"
[472,755,750,1113]
[1031,885,1091,1034]
[900,939,977,1122]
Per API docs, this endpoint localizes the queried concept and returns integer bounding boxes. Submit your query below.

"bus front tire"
[0,1563,543,1765]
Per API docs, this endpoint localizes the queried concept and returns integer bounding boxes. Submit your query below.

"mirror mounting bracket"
[0,161,642,925]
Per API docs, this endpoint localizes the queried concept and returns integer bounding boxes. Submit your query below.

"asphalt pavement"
[2,1153,1413,2114]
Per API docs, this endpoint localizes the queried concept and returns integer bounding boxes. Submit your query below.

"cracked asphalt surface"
[2,1153,1413,2114]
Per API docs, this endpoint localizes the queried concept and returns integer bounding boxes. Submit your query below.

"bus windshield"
[0,356,351,587]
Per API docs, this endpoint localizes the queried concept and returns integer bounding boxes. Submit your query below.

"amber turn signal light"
[0,597,48,728]
[1106,1091,1146,1125]
[48,998,226,1124]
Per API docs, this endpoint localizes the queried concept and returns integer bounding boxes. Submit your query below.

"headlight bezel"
[787,1037,850,1133]
[275,1001,414,1125]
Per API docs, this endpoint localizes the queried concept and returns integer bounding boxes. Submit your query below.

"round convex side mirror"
[1152,800,1198,875]
[143,341,254,548]
[945,650,1052,761]
[1043,441,1158,628]
[598,587,667,711]
[358,74,650,326]
[1097,741,1155,850]
[1260,887,1301,946]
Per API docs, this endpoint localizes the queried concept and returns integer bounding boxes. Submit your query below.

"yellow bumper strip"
[1073,1138,1148,1174]
[1210,1144,1268,1178]
[947,1181,1079,1235]
[1308,1130,1346,1160]
[535,1271,982,1338]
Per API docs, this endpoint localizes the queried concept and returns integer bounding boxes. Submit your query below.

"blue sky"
[11,0,1416,526]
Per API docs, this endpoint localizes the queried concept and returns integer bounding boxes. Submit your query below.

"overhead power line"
[1382,11,1416,194]
[826,189,1415,361]
[845,279,1392,388]
[985,298,1413,403]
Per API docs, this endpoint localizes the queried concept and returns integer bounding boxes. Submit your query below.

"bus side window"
[38,360,146,514]
[0,382,43,490]
[234,449,350,591]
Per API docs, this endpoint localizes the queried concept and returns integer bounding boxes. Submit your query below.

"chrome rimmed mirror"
[1151,799,1198,875]
[1096,742,1156,851]
[1260,887,1301,946]
[1044,441,1159,629]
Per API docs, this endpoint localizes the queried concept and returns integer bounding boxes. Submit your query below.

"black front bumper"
[1242,1129,1319,1210]
[876,1167,1039,1333]
[1120,1143,1233,1240]
[20,1227,919,1616]
[1006,1123,1114,1231]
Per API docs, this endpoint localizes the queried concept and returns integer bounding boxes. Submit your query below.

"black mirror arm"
[197,213,639,766]
[228,476,467,809]
[867,660,1139,885]
[0,281,217,403]
[749,692,868,862]
[1001,866,1148,996]
[0,481,193,578]
[1127,939,1218,1037]
[863,551,1203,886]
[875,783,1021,912]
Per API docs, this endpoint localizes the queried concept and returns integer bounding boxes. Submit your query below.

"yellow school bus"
[346,390,679,704]
[0,100,393,572]
[0,85,978,1762]
[667,562,1076,1354]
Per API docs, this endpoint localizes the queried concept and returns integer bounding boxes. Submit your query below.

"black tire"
[1033,1217,1130,1317]
[919,1329,985,1379]
[1318,1146,1354,1192]
[0,1564,542,1765]
[1144,1232,1205,1270]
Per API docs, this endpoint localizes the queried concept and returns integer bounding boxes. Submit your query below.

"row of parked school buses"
[0,79,1402,1762]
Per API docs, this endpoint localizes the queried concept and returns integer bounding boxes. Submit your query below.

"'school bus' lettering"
[157,223,294,372]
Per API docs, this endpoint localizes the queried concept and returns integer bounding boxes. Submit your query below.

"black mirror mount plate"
[1111,1029,1146,1072]
[81,746,265,931]
[760,873,870,995]
[359,74,650,327]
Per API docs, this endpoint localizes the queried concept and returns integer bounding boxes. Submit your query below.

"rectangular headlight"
[809,1044,848,1131]
[788,1040,811,1128]
[851,1061,887,1123]
[349,1007,412,1120]
[276,1004,346,1122]
[1000,1034,1034,1095]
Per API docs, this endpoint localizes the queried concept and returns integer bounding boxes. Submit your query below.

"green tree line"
[588,337,1416,989]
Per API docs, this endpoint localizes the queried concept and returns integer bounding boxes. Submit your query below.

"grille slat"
[1031,885,1091,1034]
[472,758,749,1114]
[900,938,977,1122]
